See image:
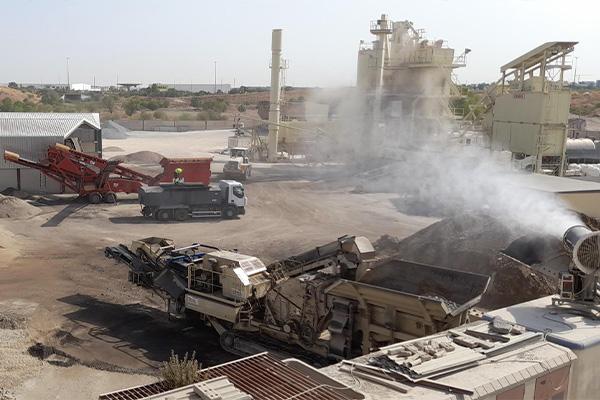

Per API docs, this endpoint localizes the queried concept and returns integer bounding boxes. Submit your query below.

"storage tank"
[566,138,596,151]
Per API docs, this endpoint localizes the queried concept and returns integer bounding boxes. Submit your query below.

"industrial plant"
[1,5,600,400]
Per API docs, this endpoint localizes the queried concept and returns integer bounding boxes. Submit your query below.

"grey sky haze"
[1,0,598,87]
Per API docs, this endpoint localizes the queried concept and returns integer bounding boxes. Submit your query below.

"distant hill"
[0,86,40,103]
[571,90,600,117]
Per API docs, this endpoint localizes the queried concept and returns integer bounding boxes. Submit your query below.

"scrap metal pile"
[105,235,490,361]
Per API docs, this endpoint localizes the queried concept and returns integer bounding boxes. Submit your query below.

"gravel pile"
[374,213,559,309]
[110,151,164,165]
[0,195,40,219]
[0,324,42,394]
[103,146,124,152]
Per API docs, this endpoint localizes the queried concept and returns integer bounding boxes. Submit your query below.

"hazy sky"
[1,0,598,87]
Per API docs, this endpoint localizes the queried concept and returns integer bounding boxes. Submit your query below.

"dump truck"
[139,180,246,221]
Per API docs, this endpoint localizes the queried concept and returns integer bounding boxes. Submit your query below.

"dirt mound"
[375,214,521,274]
[110,151,164,165]
[374,214,560,309]
[0,194,40,219]
[103,146,124,152]
[0,86,39,103]
[481,260,555,308]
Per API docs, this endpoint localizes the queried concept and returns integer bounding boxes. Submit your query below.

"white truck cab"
[219,180,247,211]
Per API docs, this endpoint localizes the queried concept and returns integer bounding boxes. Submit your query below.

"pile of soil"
[102,146,124,152]
[0,195,40,219]
[373,213,560,309]
[110,151,164,165]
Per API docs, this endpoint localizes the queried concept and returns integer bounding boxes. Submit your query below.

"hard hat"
[175,168,183,174]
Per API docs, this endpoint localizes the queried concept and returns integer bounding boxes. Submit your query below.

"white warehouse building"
[0,113,102,193]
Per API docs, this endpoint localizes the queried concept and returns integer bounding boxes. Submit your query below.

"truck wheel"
[223,207,237,219]
[141,207,153,217]
[103,192,117,203]
[88,192,102,204]
[156,209,171,221]
[174,209,189,221]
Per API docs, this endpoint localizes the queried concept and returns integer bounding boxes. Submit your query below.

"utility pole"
[66,57,70,88]
[573,56,579,85]
[214,61,217,93]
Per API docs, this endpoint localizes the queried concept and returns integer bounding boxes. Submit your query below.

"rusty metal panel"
[99,353,355,400]
[496,384,525,400]
[534,366,570,400]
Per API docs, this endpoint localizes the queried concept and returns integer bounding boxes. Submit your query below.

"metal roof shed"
[0,112,101,193]
[507,172,600,218]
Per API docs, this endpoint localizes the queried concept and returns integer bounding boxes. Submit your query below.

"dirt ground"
[0,130,437,399]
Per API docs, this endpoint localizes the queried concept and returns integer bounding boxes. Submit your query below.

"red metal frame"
[4,144,212,198]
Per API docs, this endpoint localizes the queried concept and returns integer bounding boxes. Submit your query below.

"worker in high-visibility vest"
[173,167,184,184]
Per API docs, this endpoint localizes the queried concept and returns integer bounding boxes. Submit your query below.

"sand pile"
[110,151,164,165]
[374,213,559,309]
[103,146,124,152]
[0,194,40,219]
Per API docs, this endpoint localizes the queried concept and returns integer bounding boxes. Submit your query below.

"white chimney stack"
[267,29,283,162]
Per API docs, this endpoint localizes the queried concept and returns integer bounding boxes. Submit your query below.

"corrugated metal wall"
[0,135,63,169]
[0,127,100,193]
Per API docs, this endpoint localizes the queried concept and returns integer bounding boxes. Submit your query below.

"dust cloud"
[320,68,582,238]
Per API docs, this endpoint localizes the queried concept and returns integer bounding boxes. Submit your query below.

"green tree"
[11,101,25,112]
[8,82,18,89]
[237,104,247,112]
[41,90,61,105]
[123,98,140,116]
[191,97,202,109]
[139,98,167,110]
[200,99,227,113]
[148,83,162,95]
[22,100,36,112]
[0,98,13,111]
[102,95,117,113]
